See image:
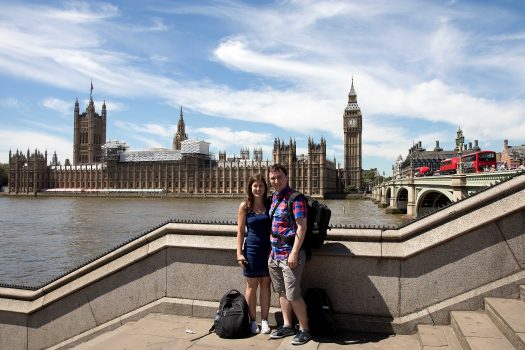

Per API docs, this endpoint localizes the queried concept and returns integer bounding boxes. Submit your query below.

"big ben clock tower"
[343,78,362,190]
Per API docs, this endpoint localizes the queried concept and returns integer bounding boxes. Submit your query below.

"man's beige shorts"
[268,249,306,301]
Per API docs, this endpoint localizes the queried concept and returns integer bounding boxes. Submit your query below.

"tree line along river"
[0,196,403,287]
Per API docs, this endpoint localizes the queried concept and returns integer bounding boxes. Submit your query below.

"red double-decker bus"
[439,151,496,174]
[462,150,497,173]
[439,158,459,175]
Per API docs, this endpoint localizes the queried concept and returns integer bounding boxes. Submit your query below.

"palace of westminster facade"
[8,81,364,198]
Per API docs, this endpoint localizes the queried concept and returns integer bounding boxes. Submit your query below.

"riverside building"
[8,82,365,197]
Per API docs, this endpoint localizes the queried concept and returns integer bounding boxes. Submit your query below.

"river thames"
[0,196,402,287]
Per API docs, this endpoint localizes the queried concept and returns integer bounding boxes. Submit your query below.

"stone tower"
[240,147,250,160]
[253,148,263,162]
[308,137,327,196]
[73,90,106,164]
[173,107,188,150]
[8,149,48,194]
[272,138,297,187]
[343,78,362,190]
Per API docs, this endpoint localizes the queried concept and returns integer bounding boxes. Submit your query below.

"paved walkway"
[72,313,420,350]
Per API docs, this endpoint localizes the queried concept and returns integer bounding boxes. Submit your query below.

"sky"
[0,0,524,175]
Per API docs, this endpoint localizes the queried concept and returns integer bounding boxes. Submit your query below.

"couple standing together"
[235,164,311,346]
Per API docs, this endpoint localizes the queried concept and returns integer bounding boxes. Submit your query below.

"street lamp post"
[455,127,465,174]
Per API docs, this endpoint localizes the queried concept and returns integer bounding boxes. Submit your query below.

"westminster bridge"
[371,169,524,219]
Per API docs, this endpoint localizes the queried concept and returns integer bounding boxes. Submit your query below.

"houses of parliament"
[8,81,363,198]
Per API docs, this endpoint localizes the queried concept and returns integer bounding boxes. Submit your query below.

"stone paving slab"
[417,324,462,350]
[485,297,525,349]
[485,297,525,332]
[71,313,420,350]
[451,311,515,350]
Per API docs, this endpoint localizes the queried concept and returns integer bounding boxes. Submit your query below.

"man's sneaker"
[270,325,295,339]
[291,329,312,345]
[261,319,271,334]
[250,320,260,334]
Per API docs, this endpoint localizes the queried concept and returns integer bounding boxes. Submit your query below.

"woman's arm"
[236,202,247,266]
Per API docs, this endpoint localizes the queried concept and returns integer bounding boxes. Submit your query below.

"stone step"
[520,285,525,302]
[417,324,462,350]
[485,297,525,350]
[451,310,515,350]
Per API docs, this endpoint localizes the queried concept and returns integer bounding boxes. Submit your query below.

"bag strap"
[286,191,302,222]
[269,196,285,219]
[191,328,214,342]
[270,191,303,222]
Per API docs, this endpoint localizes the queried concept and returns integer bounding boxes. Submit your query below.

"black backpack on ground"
[210,289,250,338]
[304,288,337,337]
[287,191,331,252]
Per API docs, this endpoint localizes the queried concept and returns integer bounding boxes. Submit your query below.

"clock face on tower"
[348,118,357,128]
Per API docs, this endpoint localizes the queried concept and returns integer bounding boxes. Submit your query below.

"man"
[267,164,311,345]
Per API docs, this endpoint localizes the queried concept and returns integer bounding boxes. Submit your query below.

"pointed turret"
[348,76,356,98]
[347,77,357,104]
[172,106,188,150]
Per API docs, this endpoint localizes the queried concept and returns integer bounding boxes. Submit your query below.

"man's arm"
[288,195,307,268]
[288,217,306,268]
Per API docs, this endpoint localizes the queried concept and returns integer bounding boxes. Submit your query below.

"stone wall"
[0,174,523,349]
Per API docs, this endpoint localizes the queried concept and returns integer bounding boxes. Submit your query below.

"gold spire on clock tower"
[343,78,362,190]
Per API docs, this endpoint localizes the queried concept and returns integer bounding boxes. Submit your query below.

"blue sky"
[1,0,524,175]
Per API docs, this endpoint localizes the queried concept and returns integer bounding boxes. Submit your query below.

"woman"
[236,174,272,334]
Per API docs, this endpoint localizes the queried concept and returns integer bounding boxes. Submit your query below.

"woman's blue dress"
[243,211,271,277]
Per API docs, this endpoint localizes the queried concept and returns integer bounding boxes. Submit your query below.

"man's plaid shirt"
[269,186,307,260]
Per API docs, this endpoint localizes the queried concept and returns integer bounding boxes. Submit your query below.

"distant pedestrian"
[236,174,272,334]
[267,164,312,345]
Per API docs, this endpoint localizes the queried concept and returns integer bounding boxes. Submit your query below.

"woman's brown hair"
[243,174,268,213]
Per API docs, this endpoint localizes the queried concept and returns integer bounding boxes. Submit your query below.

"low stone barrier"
[0,174,524,350]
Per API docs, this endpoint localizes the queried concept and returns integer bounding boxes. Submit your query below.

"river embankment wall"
[6,191,366,199]
[0,173,524,350]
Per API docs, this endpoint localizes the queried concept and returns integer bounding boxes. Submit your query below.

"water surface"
[0,196,402,287]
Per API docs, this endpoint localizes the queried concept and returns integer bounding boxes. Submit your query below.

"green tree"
[0,163,8,187]
[362,169,377,189]
[344,185,357,193]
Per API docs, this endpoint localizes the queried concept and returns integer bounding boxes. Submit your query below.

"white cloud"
[42,98,71,116]
[0,97,19,108]
[125,134,165,150]
[0,129,72,163]
[114,120,174,138]
[132,17,168,32]
[194,126,272,152]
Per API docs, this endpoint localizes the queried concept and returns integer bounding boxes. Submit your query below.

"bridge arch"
[395,186,409,214]
[384,187,392,208]
[416,188,453,217]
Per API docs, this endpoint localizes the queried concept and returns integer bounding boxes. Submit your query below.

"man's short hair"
[269,164,287,176]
